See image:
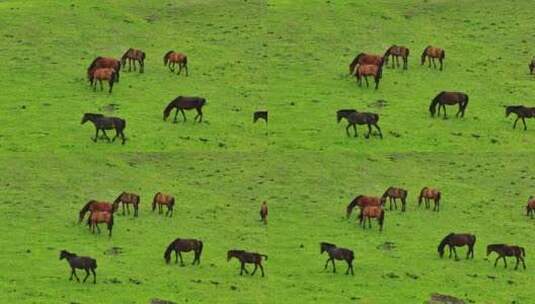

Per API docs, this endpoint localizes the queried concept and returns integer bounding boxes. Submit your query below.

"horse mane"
[384,46,394,57]
[163,50,174,65]
[421,46,431,63]
[437,233,455,254]
[88,56,103,71]
[163,99,180,120]
[152,192,160,211]
[121,49,132,60]
[349,54,364,74]
[418,187,428,204]
[429,92,445,116]
[164,239,177,263]
[381,187,392,198]
[320,242,336,253]
[346,195,363,218]
[113,192,125,204]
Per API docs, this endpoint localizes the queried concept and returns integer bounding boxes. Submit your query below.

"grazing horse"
[89,211,114,237]
[59,250,97,284]
[421,46,445,70]
[163,51,188,76]
[359,206,385,231]
[253,111,268,124]
[384,45,410,70]
[381,187,408,212]
[260,201,268,224]
[164,238,203,266]
[88,67,117,93]
[113,192,140,217]
[418,187,441,211]
[121,48,146,73]
[355,63,384,89]
[526,196,535,218]
[78,200,114,223]
[529,58,535,74]
[429,91,469,118]
[81,113,126,144]
[152,192,175,217]
[337,109,383,139]
[437,233,476,260]
[487,244,526,270]
[227,250,268,277]
[87,57,120,82]
[320,242,354,275]
[163,96,206,123]
[505,105,535,130]
[346,195,383,218]
[349,53,383,75]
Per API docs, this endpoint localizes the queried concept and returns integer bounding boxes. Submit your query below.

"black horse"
[320,242,354,275]
[487,244,526,270]
[164,238,203,266]
[81,113,126,144]
[429,92,469,118]
[163,96,206,123]
[337,109,383,138]
[505,105,535,130]
[437,233,476,260]
[227,250,268,277]
[59,250,97,283]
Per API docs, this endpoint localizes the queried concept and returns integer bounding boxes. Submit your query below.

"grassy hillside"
[1,0,535,303]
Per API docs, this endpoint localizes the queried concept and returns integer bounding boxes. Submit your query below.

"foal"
[152,192,175,217]
[381,187,408,212]
[89,211,114,237]
[227,250,268,277]
[164,238,203,266]
[88,68,117,93]
[487,244,526,270]
[355,63,383,90]
[359,206,385,231]
[337,109,383,139]
[437,233,476,260]
[320,242,355,275]
[59,250,97,283]
[505,105,535,130]
[259,201,268,224]
[113,192,140,217]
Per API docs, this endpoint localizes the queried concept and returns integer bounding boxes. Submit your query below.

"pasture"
[1,0,535,303]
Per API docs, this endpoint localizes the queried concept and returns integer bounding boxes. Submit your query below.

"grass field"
[1,0,535,303]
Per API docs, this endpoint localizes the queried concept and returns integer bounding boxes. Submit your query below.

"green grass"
[1,0,535,303]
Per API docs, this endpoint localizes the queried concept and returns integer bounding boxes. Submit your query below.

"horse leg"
[374,124,383,139]
[521,257,526,269]
[522,117,527,130]
[432,58,436,69]
[101,130,111,142]
[91,268,96,284]
[83,269,90,283]
[428,57,431,68]
[453,247,459,260]
[389,197,393,210]
[72,269,80,282]
[513,117,519,129]
[122,203,125,215]
[251,264,258,276]
[394,198,398,210]
[177,64,182,75]
[494,256,500,267]
[345,124,351,137]
[364,76,369,87]
[179,252,185,266]
[181,109,187,122]
[515,256,520,270]
[96,223,101,234]
[442,105,447,118]
[368,217,372,229]
[69,268,75,280]
[365,124,372,139]
[133,59,137,72]
[503,256,508,268]
[324,258,331,270]
[404,56,408,70]
[93,128,99,142]
[331,259,336,273]
[440,58,443,71]
[126,204,130,215]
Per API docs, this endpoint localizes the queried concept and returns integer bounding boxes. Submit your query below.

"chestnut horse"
[346,195,383,219]
[526,196,535,218]
[79,200,114,223]
[260,201,268,224]
[89,211,114,237]
[113,192,140,217]
[438,233,476,260]
[164,238,203,266]
[349,53,383,75]
[421,46,445,70]
[121,48,145,73]
[429,91,469,118]
[163,96,206,123]
[227,250,268,277]
[355,63,384,89]
[384,45,410,70]
[152,192,175,217]
[487,244,526,270]
[382,187,408,212]
[506,105,535,130]
[163,51,188,76]
[359,206,385,231]
[418,187,441,211]
[320,242,354,275]
[88,68,117,93]
[87,57,120,82]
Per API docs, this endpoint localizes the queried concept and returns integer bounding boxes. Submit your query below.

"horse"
[384,45,410,70]
[81,113,126,144]
[336,109,383,139]
[227,250,268,277]
[346,195,383,218]
[487,244,526,270]
[163,51,188,76]
[381,187,408,212]
[87,56,121,82]
[358,206,385,231]
[78,200,114,224]
[529,58,535,74]
[59,250,97,284]
[421,46,445,70]
[121,48,146,73]
[418,187,441,211]
[152,192,175,217]
[163,238,203,266]
[429,91,469,118]
[320,242,354,275]
[163,96,206,123]
[526,196,535,218]
[88,67,117,93]
[259,201,268,224]
[355,63,383,89]
[89,211,114,237]
[348,53,383,75]
[253,111,268,124]
[113,192,140,217]
[505,105,535,130]
[437,233,476,260]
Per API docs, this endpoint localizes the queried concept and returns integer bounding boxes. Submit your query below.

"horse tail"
[429,92,444,117]
[164,240,175,263]
[197,240,204,257]
[170,197,175,209]
[462,94,469,112]
[91,258,98,269]
[141,51,146,61]
[164,50,173,66]
[261,254,268,261]
[521,247,526,257]
[183,55,188,66]
[421,46,430,64]
[441,49,445,59]
[111,69,118,83]
[436,191,441,202]
[405,47,410,57]
[152,193,159,211]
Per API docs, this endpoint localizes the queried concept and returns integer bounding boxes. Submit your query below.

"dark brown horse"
[346,195,383,219]
[227,250,268,277]
[320,242,354,275]
[163,51,188,76]
[89,211,114,237]
[382,187,408,212]
[113,192,140,217]
[81,113,126,144]
[355,63,383,89]
[505,105,535,130]
[79,200,115,223]
[418,187,441,211]
[87,57,120,82]
[421,46,445,70]
[88,67,117,93]
[253,111,268,124]
[384,45,410,70]
[163,96,206,123]
[429,92,469,118]
[164,238,203,266]
[526,196,535,218]
[359,206,385,231]
[337,109,383,139]
[59,250,97,284]
[487,244,526,270]
[121,48,146,73]
[349,53,383,75]
[529,58,535,74]
[260,201,268,224]
[437,233,476,260]
[152,192,175,217]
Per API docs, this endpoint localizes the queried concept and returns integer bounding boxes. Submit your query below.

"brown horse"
[59,250,97,284]
[349,53,383,75]
[163,96,206,123]
[526,196,535,218]
[384,45,410,70]
[421,46,445,70]
[438,233,476,260]
[113,192,140,217]
[260,201,268,224]
[429,91,469,118]
[163,51,188,76]
[89,211,114,237]
[529,58,535,74]
[355,63,383,90]
[88,68,117,93]
[227,250,268,277]
[164,238,203,266]
[487,244,526,270]
[418,187,441,211]
[121,48,146,73]
[79,200,115,223]
[320,242,354,275]
[346,195,383,218]
[152,192,175,217]
[381,187,408,212]
[506,105,535,130]
[87,57,120,82]
[337,109,383,139]
[359,206,385,231]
